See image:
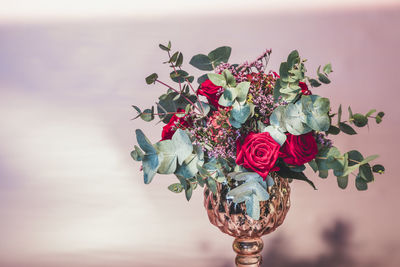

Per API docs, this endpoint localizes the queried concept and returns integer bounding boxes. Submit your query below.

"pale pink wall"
[0,6,399,267]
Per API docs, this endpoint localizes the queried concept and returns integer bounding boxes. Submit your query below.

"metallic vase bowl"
[204,173,291,267]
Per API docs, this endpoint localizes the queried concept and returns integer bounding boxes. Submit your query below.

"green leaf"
[132,105,141,114]
[135,130,160,184]
[189,54,213,71]
[231,102,251,124]
[337,175,348,189]
[154,140,177,174]
[175,52,183,67]
[323,63,333,74]
[223,69,236,87]
[284,102,312,135]
[140,107,155,122]
[145,73,158,84]
[338,104,342,124]
[308,160,318,172]
[360,154,379,165]
[222,87,237,102]
[157,92,197,123]
[159,43,170,51]
[197,74,209,84]
[130,145,144,161]
[327,125,340,135]
[175,154,202,178]
[245,195,261,220]
[236,82,250,103]
[196,101,210,117]
[171,129,193,165]
[185,182,193,201]
[170,70,191,83]
[372,164,385,174]
[317,66,331,84]
[218,93,235,107]
[206,178,217,196]
[289,165,306,173]
[269,106,287,132]
[376,111,385,124]
[277,165,317,190]
[339,122,357,135]
[208,46,231,67]
[355,175,368,191]
[347,150,363,166]
[348,106,354,120]
[207,73,226,87]
[170,51,179,62]
[168,183,183,193]
[136,129,156,154]
[359,164,374,182]
[365,109,376,117]
[287,50,300,68]
[319,170,329,178]
[352,113,368,127]
[265,125,287,146]
[229,117,242,128]
[309,78,321,87]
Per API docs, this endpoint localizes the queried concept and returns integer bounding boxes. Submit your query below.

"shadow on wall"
[221,220,377,267]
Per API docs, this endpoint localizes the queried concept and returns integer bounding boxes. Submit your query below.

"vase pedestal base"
[233,237,263,267]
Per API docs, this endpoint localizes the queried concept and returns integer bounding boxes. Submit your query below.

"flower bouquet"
[131,42,385,266]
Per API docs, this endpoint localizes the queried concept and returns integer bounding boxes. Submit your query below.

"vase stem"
[233,237,263,267]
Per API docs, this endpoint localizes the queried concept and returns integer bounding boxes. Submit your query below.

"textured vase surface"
[203,173,291,266]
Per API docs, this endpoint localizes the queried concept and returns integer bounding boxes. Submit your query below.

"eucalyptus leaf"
[372,164,385,174]
[223,69,237,87]
[319,170,329,178]
[245,194,261,220]
[236,82,250,103]
[359,164,374,182]
[168,183,184,193]
[323,63,333,74]
[207,73,226,87]
[185,182,193,201]
[197,74,209,84]
[171,129,193,165]
[170,70,191,83]
[208,46,231,67]
[352,113,368,127]
[175,52,183,67]
[131,145,144,161]
[339,122,357,135]
[140,108,154,122]
[189,54,213,71]
[145,73,158,84]
[365,109,376,117]
[231,102,251,124]
[355,175,368,191]
[265,125,287,146]
[337,175,348,189]
[309,78,321,87]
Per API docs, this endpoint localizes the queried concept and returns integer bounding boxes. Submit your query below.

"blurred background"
[0,0,399,266]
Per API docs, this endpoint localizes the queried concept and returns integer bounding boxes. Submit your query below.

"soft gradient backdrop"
[0,1,399,266]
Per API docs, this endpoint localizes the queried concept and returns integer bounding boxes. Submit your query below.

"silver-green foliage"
[267,95,330,142]
[226,172,275,220]
[207,69,252,128]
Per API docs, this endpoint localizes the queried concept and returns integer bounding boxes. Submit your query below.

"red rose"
[299,81,312,95]
[279,132,317,166]
[197,79,223,108]
[236,132,281,179]
[161,108,190,140]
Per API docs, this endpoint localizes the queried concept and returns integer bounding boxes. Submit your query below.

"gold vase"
[203,173,291,267]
